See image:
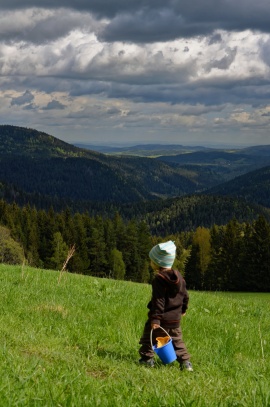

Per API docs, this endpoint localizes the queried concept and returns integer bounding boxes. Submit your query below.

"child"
[139,240,193,371]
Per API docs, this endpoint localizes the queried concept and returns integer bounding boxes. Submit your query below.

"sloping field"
[0,265,269,406]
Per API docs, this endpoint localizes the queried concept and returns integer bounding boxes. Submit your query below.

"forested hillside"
[0,124,269,234]
[157,149,270,182]
[205,166,270,208]
[1,125,270,210]
[1,124,270,292]
[1,199,270,291]
[185,216,270,292]
[75,143,209,156]
[0,125,209,202]
[130,195,270,234]
[0,125,97,158]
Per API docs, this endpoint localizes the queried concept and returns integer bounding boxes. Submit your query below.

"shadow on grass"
[96,348,175,369]
[96,348,137,362]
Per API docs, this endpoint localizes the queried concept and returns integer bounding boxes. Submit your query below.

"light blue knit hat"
[149,240,176,268]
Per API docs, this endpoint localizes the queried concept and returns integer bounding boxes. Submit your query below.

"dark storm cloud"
[1,0,270,43]
[99,9,213,43]
[23,103,36,110]
[43,100,66,110]
[260,38,270,66]
[208,33,223,45]
[10,90,34,105]
[0,0,165,18]
[205,47,237,72]
[0,10,97,45]
[104,77,270,107]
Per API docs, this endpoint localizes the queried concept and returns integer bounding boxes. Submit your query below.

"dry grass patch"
[33,303,68,317]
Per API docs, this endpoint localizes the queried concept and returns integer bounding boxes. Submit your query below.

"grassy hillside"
[1,264,270,406]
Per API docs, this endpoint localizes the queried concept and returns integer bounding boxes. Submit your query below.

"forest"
[0,125,270,292]
[0,199,269,292]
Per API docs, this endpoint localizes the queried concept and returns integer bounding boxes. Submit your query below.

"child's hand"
[151,323,160,330]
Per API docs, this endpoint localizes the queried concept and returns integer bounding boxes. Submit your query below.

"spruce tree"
[48,232,68,270]
[244,216,270,291]
[206,225,225,290]
[88,217,108,276]
[70,213,90,274]
[217,219,243,291]
[110,248,126,280]
[185,242,201,290]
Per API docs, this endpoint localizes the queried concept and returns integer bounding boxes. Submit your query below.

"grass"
[0,264,270,406]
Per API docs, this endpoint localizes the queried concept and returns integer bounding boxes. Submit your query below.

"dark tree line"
[0,200,154,282]
[185,217,270,292]
[1,199,270,291]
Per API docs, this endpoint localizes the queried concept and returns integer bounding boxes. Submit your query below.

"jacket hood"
[157,269,181,288]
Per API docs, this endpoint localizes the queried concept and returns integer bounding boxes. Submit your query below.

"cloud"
[23,103,36,110]
[0,8,101,44]
[208,33,223,45]
[1,1,270,42]
[43,100,66,110]
[10,90,34,106]
[1,1,270,146]
[205,47,237,72]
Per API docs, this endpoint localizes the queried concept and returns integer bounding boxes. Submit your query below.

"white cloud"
[0,3,270,145]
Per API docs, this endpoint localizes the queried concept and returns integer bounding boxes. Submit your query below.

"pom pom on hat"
[149,240,176,268]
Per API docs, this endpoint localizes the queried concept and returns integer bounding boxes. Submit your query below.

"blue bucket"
[151,327,177,365]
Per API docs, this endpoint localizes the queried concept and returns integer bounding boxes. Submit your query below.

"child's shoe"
[180,360,193,371]
[139,358,155,367]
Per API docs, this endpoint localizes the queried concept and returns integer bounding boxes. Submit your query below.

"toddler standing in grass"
[139,240,193,371]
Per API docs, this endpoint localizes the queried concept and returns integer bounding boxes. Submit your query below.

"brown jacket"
[147,269,189,328]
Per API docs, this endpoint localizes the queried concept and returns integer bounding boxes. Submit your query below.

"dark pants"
[139,320,191,363]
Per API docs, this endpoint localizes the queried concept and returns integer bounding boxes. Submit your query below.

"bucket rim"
[152,337,173,351]
[150,326,172,349]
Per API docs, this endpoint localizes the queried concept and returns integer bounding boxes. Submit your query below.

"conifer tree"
[184,241,201,290]
[217,219,243,291]
[88,217,108,276]
[0,225,24,265]
[244,216,270,291]
[138,259,150,283]
[184,227,210,289]
[25,207,40,266]
[48,232,68,270]
[121,219,140,281]
[104,218,117,268]
[37,209,57,267]
[69,213,90,274]
[205,225,224,290]
[110,248,126,280]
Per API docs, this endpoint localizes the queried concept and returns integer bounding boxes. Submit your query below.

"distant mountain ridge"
[0,125,206,203]
[0,125,101,159]
[1,125,270,231]
[74,142,210,156]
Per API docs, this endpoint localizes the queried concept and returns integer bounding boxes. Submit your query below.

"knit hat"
[149,240,176,268]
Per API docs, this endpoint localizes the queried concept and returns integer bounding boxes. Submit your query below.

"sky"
[1,1,270,147]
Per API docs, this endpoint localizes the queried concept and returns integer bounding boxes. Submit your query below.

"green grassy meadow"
[0,264,270,406]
